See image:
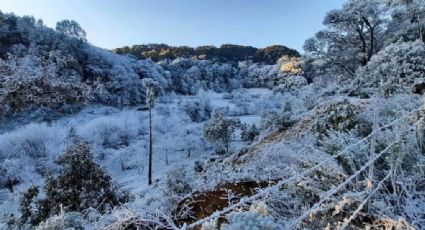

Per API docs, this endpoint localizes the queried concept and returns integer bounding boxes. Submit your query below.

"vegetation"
[19,142,123,226]
[113,43,300,64]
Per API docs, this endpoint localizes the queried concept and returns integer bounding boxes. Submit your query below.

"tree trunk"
[148,107,153,185]
[187,148,191,158]
[418,13,424,42]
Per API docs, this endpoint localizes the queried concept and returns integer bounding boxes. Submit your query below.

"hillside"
[113,44,300,64]
[0,0,425,229]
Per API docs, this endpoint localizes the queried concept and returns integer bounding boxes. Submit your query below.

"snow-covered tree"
[386,0,425,42]
[55,20,87,41]
[203,111,240,154]
[19,142,121,225]
[304,0,388,76]
[356,40,425,96]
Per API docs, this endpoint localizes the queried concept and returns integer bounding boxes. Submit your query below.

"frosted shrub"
[203,111,240,154]
[357,40,425,96]
[240,123,260,143]
[201,219,218,230]
[273,76,308,93]
[261,110,293,132]
[19,142,123,225]
[182,100,212,122]
[165,167,192,195]
[312,100,369,139]
[222,202,281,230]
[36,211,84,230]
[79,112,140,148]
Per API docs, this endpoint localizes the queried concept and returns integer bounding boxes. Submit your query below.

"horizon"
[0,0,346,52]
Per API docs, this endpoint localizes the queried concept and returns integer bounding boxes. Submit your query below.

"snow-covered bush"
[261,109,294,132]
[221,202,281,230]
[36,211,84,230]
[182,99,212,122]
[78,111,141,149]
[240,123,260,143]
[273,76,308,93]
[357,40,425,96]
[313,100,370,139]
[203,111,240,154]
[19,142,124,225]
[165,167,192,195]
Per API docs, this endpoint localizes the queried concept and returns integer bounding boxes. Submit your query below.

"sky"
[0,0,346,52]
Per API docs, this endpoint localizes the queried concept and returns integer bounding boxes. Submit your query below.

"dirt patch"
[173,180,277,229]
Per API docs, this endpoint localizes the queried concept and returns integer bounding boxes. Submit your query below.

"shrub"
[261,110,293,132]
[221,202,281,230]
[36,211,84,230]
[203,111,240,153]
[182,100,211,122]
[165,167,192,195]
[357,40,425,96]
[19,142,123,226]
[241,124,260,143]
[279,56,303,75]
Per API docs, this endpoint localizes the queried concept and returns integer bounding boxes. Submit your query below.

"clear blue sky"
[0,0,345,52]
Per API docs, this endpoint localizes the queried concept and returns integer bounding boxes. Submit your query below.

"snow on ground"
[0,87,274,218]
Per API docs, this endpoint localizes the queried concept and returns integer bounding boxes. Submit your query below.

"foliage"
[240,123,260,143]
[279,56,303,75]
[304,0,387,76]
[56,20,87,41]
[203,111,240,153]
[114,43,299,63]
[19,142,122,225]
[165,167,192,195]
[261,109,294,132]
[253,45,300,65]
[356,40,425,96]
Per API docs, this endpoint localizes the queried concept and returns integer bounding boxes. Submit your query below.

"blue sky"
[0,0,345,52]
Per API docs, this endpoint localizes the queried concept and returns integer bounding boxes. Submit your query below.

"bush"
[241,124,260,143]
[19,142,123,226]
[357,40,425,96]
[203,111,240,153]
[182,100,211,122]
[221,202,280,230]
[261,110,294,132]
[36,211,84,230]
[165,167,192,195]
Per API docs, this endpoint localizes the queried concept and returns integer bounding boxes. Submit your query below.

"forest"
[0,0,424,229]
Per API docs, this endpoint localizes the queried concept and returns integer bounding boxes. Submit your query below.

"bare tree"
[142,78,161,185]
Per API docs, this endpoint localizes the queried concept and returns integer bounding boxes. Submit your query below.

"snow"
[0,87,274,218]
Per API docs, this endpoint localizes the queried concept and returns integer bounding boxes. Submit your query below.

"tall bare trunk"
[418,14,423,42]
[148,107,153,185]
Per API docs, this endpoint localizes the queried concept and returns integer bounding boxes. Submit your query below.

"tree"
[56,20,87,41]
[304,0,387,76]
[356,40,425,96]
[142,78,161,185]
[387,0,425,42]
[203,111,240,154]
[19,142,121,225]
[241,123,260,143]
